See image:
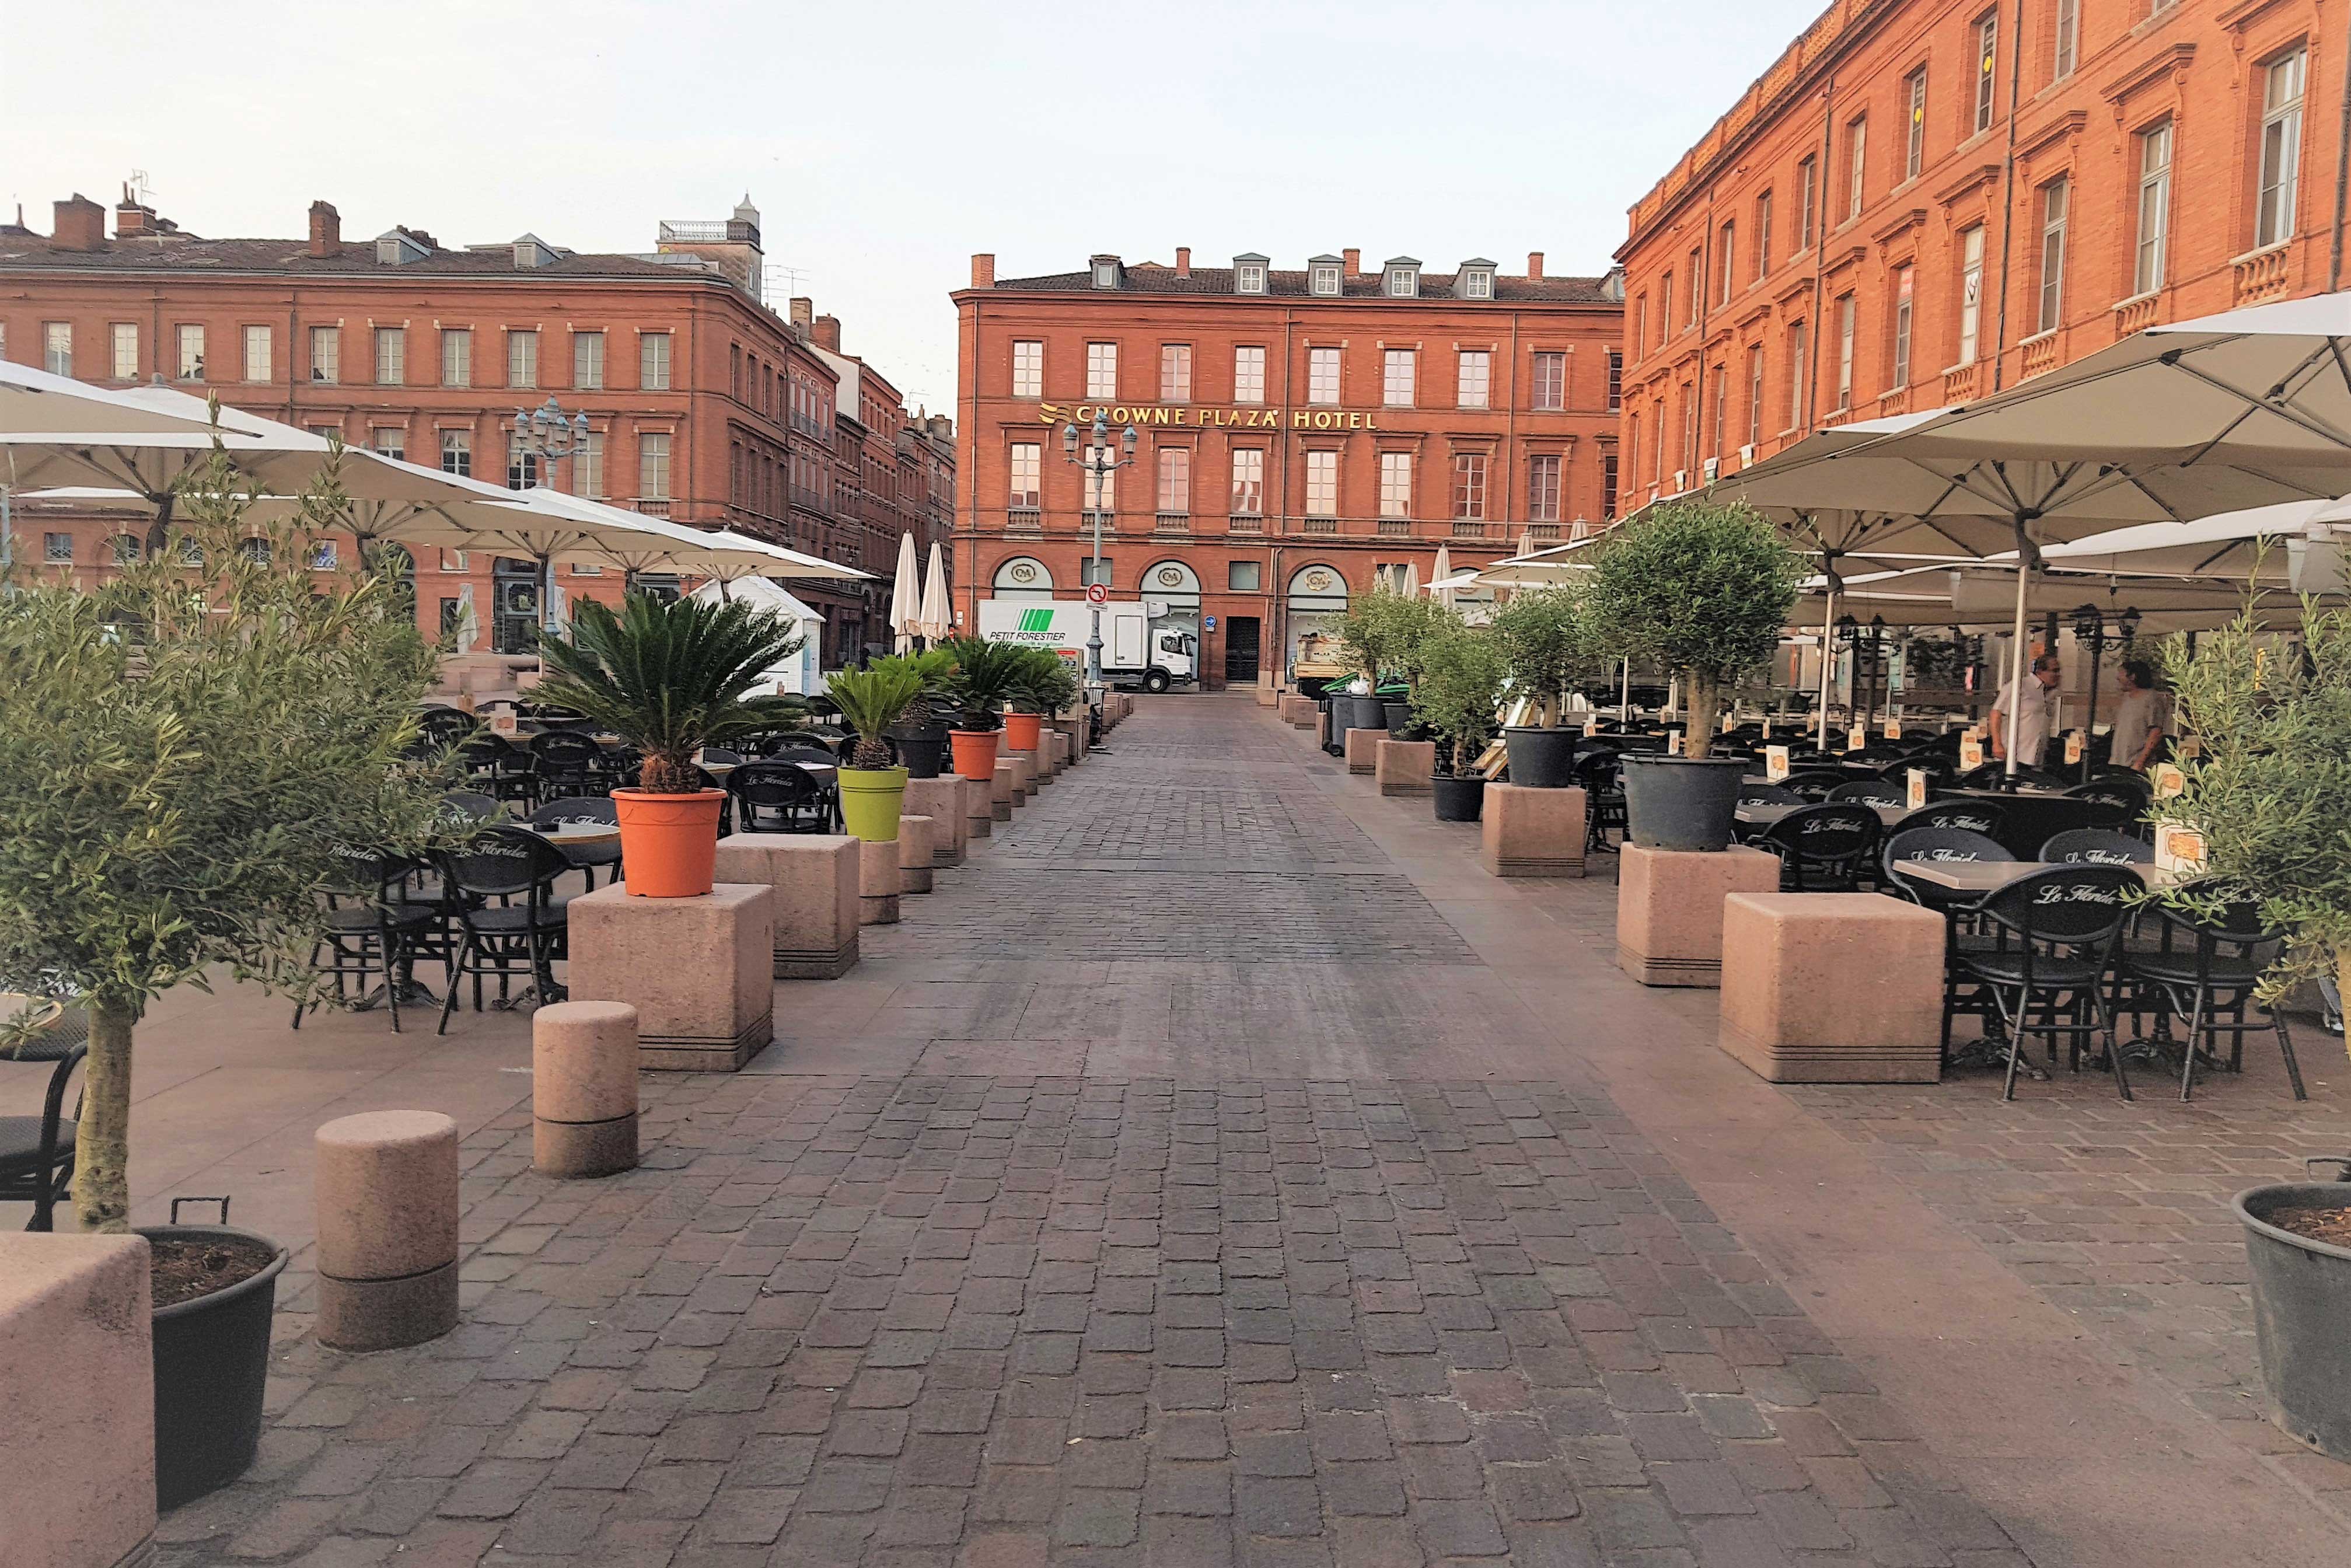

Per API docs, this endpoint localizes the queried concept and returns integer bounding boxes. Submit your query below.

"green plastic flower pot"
[837,765,909,841]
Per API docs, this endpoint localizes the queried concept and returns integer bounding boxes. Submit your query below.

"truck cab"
[1145,627,1198,693]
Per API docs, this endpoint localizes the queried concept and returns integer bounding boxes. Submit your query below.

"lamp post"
[2068,603,2143,780]
[508,395,593,638]
[1061,413,1138,735]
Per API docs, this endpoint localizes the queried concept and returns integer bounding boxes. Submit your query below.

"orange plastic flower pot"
[612,788,727,897]
[949,729,1001,783]
[1002,712,1043,753]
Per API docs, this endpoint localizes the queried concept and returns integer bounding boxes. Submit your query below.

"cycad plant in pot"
[2147,598,2351,1457]
[536,593,806,895]
[1492,585,1594,788]
[878,649,956,778]
[827,662,925,841]
[1584,500,1800,850]
[1002,647,1064,755]
[941,635,1023,781]
[1410,626,1509,822]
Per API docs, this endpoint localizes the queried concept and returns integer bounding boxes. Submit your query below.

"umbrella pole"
[2002,530,2034,782]
[1619,657,1631,724]
[1816,581,1838,743]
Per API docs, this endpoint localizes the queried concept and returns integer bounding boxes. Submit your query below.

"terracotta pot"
[613,788,726,896]
[949,728,1002,782]
[1003,711,1044,753]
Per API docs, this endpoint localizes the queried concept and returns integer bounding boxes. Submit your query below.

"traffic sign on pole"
[1086,582,1109,606]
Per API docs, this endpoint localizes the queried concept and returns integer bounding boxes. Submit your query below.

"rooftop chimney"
[1526,251,1545,280]
[971,252,995,288]
[309,201,341,259]
[51,194,106,252]
[789,296,814,329]
[114,186,160,239]
[1342,247,1361,276]
[812,315,841,354]
[1175,246,1191,278]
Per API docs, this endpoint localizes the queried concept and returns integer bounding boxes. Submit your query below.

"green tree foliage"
[0,443,453,1231]
[535,593,805,793]
[2156,599,2351,1001]
[1490,585,1594,727]
[1410,628,1510,776]
[1337,588,1458,689]
[1584,501,1800,757]
[826,664,925,769]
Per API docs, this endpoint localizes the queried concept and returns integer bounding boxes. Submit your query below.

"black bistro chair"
[436,827,574,1031]
[1780,769,1848,803]
[1573,748,1626,853]
[1758,802,1883,892]
[461,732,539,811]
[293,850,438,1033]
[439,790,501,823]
[530,731,606,803]
[1881,827,2011,910]
[0,1000,88,1231]
[729,762,834,834]
[528,797,624,890]
[415,706,477,750]
[1737,783,1802,808]
[2122,896,2307,1102]
[1885,799,2009,842]
[2039,829,2153,867]
[1828,779,1905,806]
[1953,864,2140,1101]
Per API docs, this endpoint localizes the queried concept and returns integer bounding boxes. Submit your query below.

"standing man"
[2106,658,2171,771]
[1989,652,2061,769]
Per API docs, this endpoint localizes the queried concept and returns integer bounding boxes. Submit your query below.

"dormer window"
[1309,258,1342,296]
[374,229,430,267]
[1234,253,1269,295]
[1091,256,1122,290]
[1456,260,1496,301]
[1384,257,1421,298]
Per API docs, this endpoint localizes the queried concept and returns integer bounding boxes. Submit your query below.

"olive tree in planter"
[1584,500,1800,848]
[1410,627,1509,822]
[0,442,454,1503]
[1333,590,1399,734]
[2149,599,2351,1457]
[1491,586,1595,788]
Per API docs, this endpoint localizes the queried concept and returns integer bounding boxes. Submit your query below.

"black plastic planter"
[1619,755,1748,851]
[1501,726,1579,788]
[1344,696,1389,735]
[1382,699,1413,733]
[141,1220,291,1510]
[890,721,949,780]
[1431,774,1486,822]
[2235,1181,2351,1459]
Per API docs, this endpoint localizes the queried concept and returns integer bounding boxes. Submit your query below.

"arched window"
[991,556,1054,603]
[1139,558,1201,612]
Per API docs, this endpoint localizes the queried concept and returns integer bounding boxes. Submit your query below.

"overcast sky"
[5,0,1826,417]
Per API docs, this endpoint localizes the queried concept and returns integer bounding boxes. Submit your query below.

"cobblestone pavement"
[146,696,2338,1564]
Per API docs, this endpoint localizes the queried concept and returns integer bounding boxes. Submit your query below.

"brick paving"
[148,697,2116,1565]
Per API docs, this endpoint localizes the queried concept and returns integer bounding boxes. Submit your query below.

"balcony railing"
[1376,517,1411,536]
[2234,244,2291,306]
[631,498,672,518]
[1005,507,1043,536]
[1451,519,1491,539]
[1153,511,1190,534]
[2019,332,2060,380]
[1228,512,1263,533]
[1941,362,1979,404]
[1528,523,1560,543]
[1302,516,1338,533]
[2114,293,2159,336]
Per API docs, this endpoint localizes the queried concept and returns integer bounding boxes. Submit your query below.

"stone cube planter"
[1718,893,1944,1082]
[712,833,860,978]
[1344,727,1381,775]
[1375,738,1435,797]
[1479,784,1588,878]
[569,882,776,1070]
[902,776,967,867]
[1616,843,1782,987]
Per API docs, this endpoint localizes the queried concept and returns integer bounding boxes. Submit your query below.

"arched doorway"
[1285,563,1349,687]
[991,556,1054,603]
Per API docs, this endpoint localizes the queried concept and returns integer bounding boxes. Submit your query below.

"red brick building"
[952,248,1624,687]
[1617,0,2349,508]
[0,190,948,662]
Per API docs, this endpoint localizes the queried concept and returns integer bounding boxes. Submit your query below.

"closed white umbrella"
[889,532,920,651]
[917,540,953,641]
[1399,561,1420,598]
[1430,544,1454,607]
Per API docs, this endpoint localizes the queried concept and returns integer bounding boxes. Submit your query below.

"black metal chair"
[530,731,606,802]
[729,761,834,834]
[2122,897,2306,1102]
[1758,803,1883,892]
[1879,754,1959,788]
[415,707,477,750]
[294,850,438,1033]
[1738,783,1803,807]
[440,790,501,823]
[1955,761,2065,791]
[528,797,624,890]
[1828,779,1904,806]
[700,746,746,767]
[436,827,573,1031]
[1780,769,1847,803]
[1881,827,2011,909]
[1573,748,1626,853]
[462,732,538,810]
[2039,829,2153,866]
[1954,864,2139,1101]
[0,1001,88,1231]
[1884,799,2006,841]
[2068,776,2150,812]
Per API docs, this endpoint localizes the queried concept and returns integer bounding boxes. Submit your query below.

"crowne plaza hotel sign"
[1039,401,1385,431]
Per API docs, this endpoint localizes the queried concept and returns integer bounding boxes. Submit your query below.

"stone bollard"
[860,836,901,924]
[533,1001,640,1178]
[1027,746,1054,787]
[991,761,1016,821]
[903,776,966,866]
[315,1110,460,1352]
[1047,730,1070,773]
[965,773,995,839]
[1011,752,1038,798]
[712,833,861,979]
[899,814,936,895]
[1479,784,1588,878]
[568,883,775,1069]
[2,1234,156,1568]
[1257,683,1280,708]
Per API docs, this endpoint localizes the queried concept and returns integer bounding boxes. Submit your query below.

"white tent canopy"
[689,575,826,694]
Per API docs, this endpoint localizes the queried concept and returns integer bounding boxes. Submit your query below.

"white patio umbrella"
[0,361,269,438]
[916,541,953,642]
[1429,544,1454,607]
[889,532,921,651]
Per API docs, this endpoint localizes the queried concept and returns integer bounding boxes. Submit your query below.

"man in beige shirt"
[2107,658,2171,771]
[1990,653,2060,769]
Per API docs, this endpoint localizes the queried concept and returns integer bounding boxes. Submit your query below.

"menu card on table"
[2154,821,2208,877]
[1667,731,1686,756]
[1765,745,1791,782]
[1907,768,1928,809]
[1847,725,1867,752]
[1959,734,1985,770]
[2151,762,2186,800]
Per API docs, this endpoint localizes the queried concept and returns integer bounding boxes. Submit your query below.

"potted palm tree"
[1410,626,1508,822]
[941,635,1024,782]
[1492,586,1591,788]
[536,593,806,896]
[826,663,925,841]
[0,442,453,1507]
[1583,500,1800,851]
[1003,647,1063,756]
[878,649,955,778]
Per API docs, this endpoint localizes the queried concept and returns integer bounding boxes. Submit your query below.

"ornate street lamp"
[507,396,593,637]
[1061,412,1138,729]
[2069,603,2142,781]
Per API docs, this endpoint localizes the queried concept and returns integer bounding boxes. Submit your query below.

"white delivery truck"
[977,598,1198,692]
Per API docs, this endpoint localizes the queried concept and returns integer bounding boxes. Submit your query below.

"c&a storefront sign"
[1039,400,1384,431]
